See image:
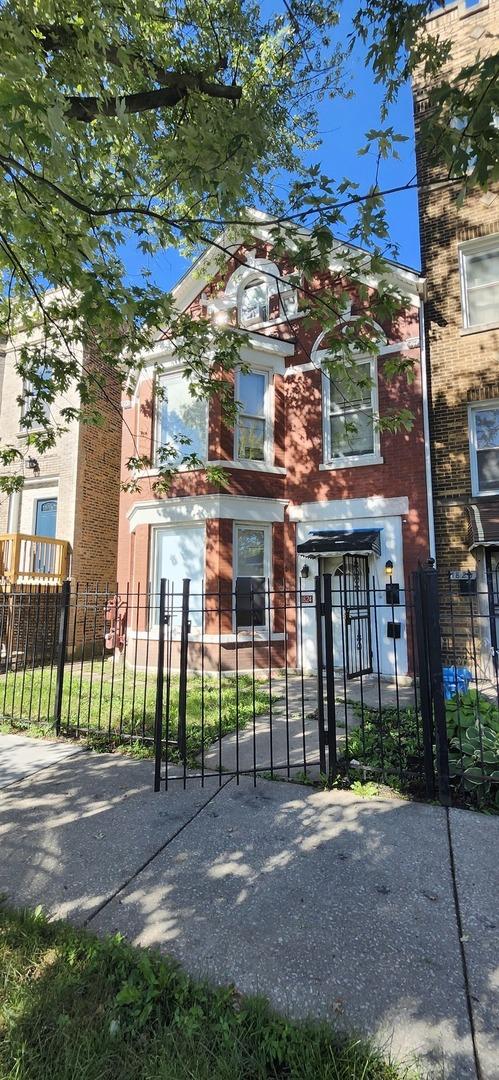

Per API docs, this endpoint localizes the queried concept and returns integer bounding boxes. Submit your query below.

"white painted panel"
[153,524,205,626]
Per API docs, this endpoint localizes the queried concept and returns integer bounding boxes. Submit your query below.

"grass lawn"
[0,906,416,1080]
[0,664,271,764]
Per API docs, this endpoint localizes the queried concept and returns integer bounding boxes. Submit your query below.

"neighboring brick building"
[413,0,499,612]
[117,228,430,676]
[0,329,122,588]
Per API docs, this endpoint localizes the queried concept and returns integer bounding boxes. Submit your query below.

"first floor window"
[236,370,269,462]
[156,371,208,464]
[234,525,269,627]
[460,237,499,328]
[470,404,499,494]
[324,358,375,462]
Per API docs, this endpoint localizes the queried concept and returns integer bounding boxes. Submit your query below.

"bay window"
[236,369,270,463]
[234,524,270,627]
[155,371,208,464]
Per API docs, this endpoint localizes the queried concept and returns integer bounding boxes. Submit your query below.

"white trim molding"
[288,495,409,523]
[127,494,288,531]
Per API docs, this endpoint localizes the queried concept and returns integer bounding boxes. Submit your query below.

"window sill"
[239,310,308,332]
[208,459,286,475]
[127,628,286,644]
[460,322,499,337]
[319,454,384,471]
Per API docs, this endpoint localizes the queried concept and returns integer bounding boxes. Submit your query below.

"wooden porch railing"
[0,533,70,585]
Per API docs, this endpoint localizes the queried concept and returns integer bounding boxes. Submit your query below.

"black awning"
[467,499,499,549]
[297,528,381,558]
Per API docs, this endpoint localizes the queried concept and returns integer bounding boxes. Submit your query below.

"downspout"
[419,301,436,561]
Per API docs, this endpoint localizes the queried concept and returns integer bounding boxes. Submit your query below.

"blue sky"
[124,0,421,293]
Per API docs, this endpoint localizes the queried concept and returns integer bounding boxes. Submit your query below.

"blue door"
[34,499,57,538]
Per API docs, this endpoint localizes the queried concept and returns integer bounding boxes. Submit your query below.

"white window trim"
[459,234,499,330]
[235,367,273,466]
[321,353,381,469]
[468,401,499,496]
[154,368,209,466]
[233,521,272,631]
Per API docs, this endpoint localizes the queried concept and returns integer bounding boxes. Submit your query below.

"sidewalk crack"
[83,776,234,928]
[445,806,483,1080]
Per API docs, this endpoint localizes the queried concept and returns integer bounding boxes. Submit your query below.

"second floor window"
[236,370,269,463]
[156,371,208,464]
[324,359,376,464]
[460,237,499,328]
[21,364,52,429]
[469,403,499,495]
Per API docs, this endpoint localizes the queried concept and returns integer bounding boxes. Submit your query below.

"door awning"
[467,499,499,549]
[297,528,381,558]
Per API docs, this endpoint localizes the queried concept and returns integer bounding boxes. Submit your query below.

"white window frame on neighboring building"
[234,367,273,465]
[469,401,499,496]
[459,234,499,330]
[233,522,271,630]
[154,367,208,466]
[321,353,381,469]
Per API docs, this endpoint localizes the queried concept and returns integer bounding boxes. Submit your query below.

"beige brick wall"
[0,330,122,587]
[413,0,499,579]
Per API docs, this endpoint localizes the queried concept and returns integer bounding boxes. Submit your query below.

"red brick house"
[117,226,430,677]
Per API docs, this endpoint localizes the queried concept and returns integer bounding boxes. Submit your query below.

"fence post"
[413,562,451,806]
[412,569,435,799]
[314,575,327,776]
[177,578,190,764]
[322,573,337,780]
[153,577,167,792]
[54,580,70,737]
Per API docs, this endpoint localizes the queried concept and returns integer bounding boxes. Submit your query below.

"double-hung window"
[21,364,53,430]
[155,371,208,465]
[469,403,499,495]
[460,237,499,329]
[323,358,377,464]
[234,524,269,627]
[236,369,269,463]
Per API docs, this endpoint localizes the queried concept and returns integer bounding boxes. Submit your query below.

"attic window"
[240,279,270,326]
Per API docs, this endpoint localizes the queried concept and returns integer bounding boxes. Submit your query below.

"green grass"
[0,905,416,1080]
[0,664,271,764]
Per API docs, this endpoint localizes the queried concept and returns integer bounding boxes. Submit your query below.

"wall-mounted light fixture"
[300,563,310,579]
[384,559,394,576]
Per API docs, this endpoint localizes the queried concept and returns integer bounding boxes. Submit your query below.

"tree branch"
[66,76,241,121]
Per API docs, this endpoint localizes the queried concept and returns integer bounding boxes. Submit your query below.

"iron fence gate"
[1,563,498,810]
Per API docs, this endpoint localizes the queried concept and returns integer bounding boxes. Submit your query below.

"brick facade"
[413,0,499,581]
[0,331,122,589]
[117,239,430,674]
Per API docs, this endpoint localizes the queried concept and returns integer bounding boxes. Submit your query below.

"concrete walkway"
[0,735,497,1080]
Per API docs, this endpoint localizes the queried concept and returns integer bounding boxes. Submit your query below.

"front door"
[343,553,373,678]
[34,498,57,538]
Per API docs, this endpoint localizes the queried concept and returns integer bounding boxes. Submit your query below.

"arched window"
[223,258,298,329]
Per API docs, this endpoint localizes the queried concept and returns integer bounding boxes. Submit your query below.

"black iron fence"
[0,564,498,810]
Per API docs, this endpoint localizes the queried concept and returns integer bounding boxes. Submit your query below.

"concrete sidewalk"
[0,735,497,1080]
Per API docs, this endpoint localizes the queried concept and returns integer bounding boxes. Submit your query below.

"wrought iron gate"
[342,554,373,678]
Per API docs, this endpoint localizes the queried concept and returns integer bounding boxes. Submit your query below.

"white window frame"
[235,367,273,465]
[459,234,499,330]
[469,401,499,496]
[233,522,271,630]
[321,353,381,469]
[154,368,208,466]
